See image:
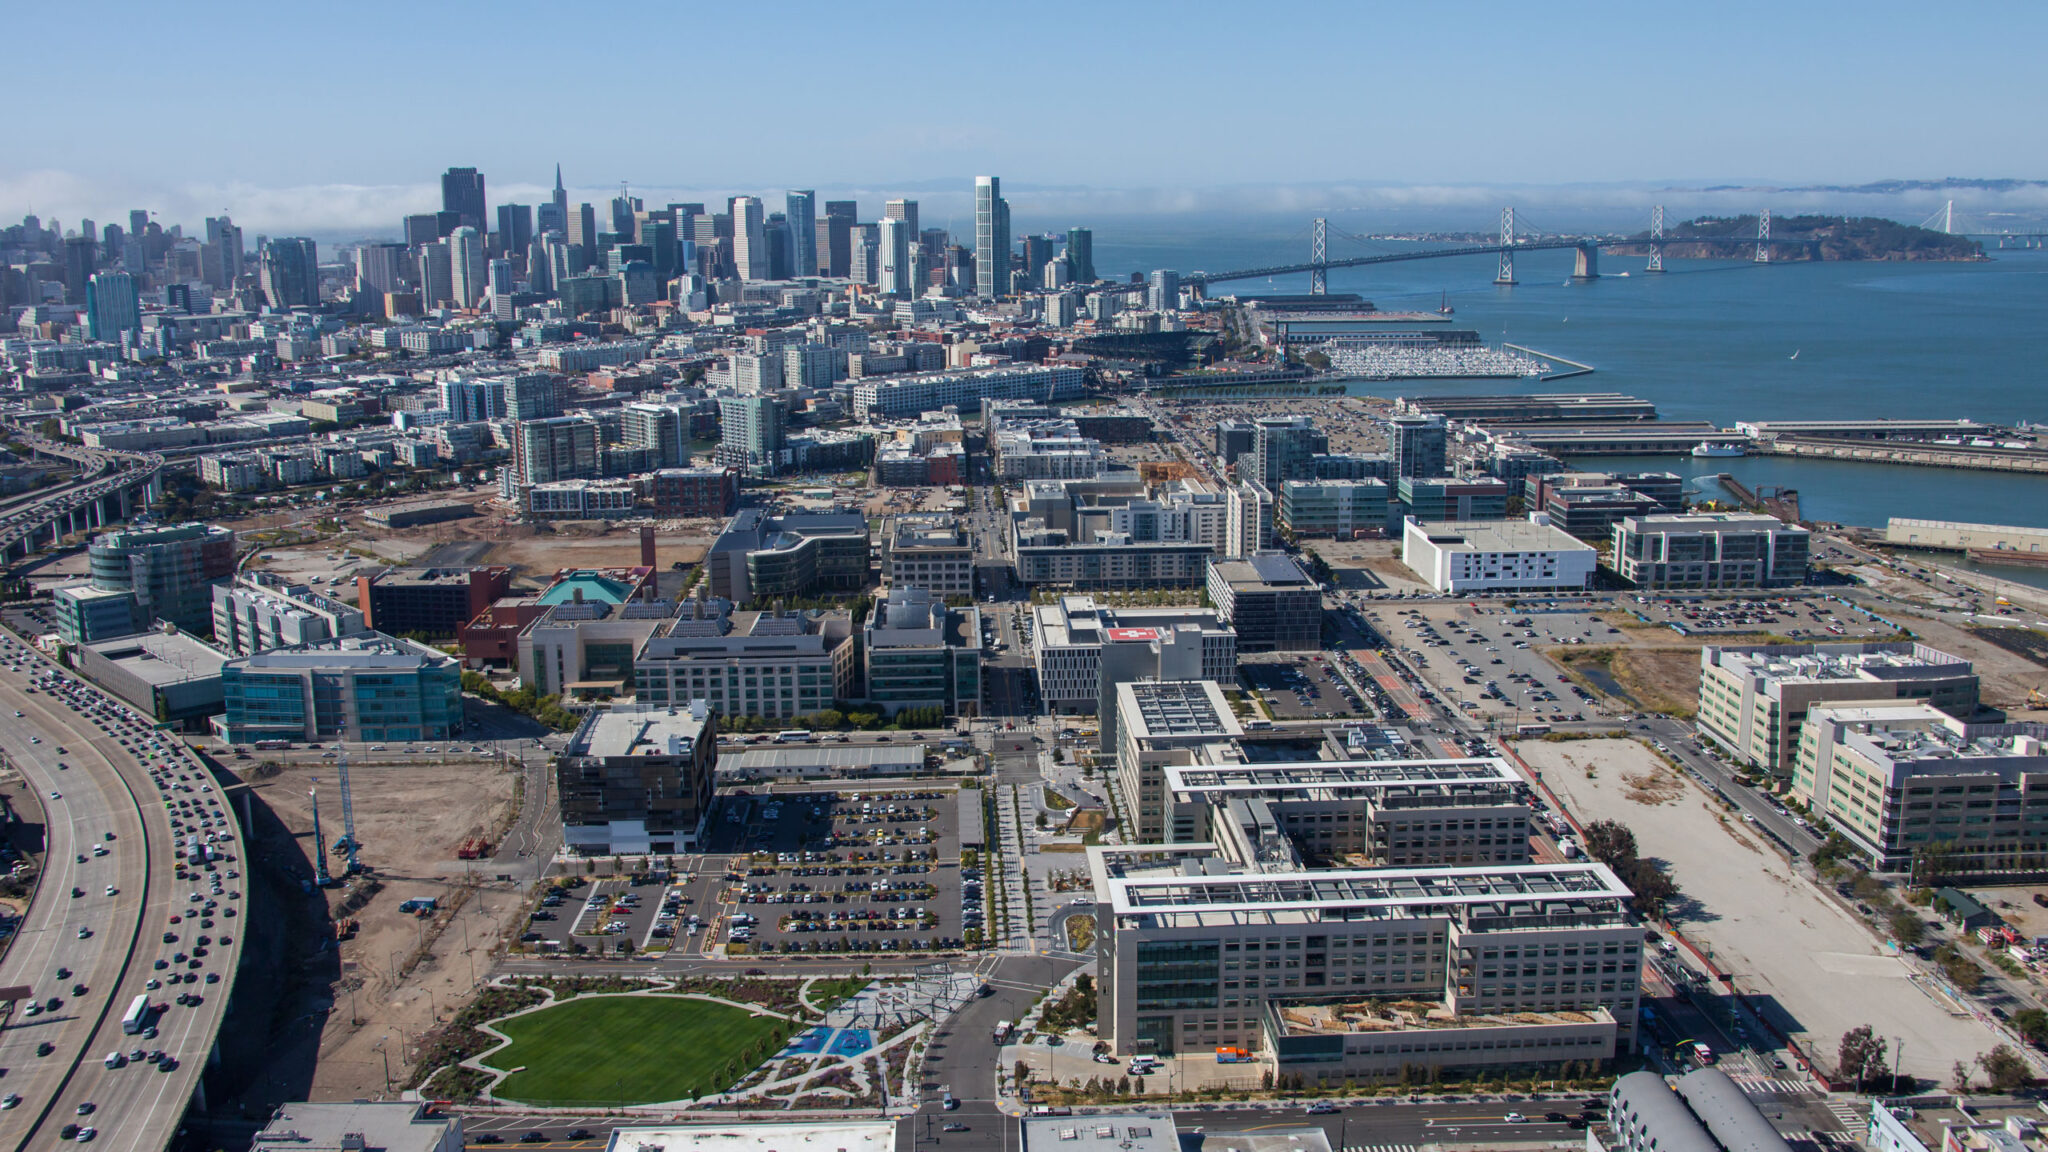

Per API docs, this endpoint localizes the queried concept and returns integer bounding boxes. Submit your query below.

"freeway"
[0,644,243,1151]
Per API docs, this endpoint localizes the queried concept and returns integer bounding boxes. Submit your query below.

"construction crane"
[309,779,333,887]
[337,752,361,874]
[2029,688,2048,710]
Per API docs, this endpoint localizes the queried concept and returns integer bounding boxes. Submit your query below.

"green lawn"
[482,995,796,1106]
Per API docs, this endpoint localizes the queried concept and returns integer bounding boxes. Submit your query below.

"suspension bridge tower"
[1494,207,1517,285]
[1754,209,1772,264]
[1309,218,1327,295]
[1646,205,1665,273]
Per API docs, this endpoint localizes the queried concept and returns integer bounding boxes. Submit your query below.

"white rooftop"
[603,1121,898,1152]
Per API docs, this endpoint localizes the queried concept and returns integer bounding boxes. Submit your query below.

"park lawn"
[483,995,795,1106]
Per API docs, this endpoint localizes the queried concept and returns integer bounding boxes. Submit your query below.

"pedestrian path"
[1819,1098,1868,1131]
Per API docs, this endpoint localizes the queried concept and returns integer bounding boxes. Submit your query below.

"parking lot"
[1363,602,1611,725]
[698,785,974,956]
[1240,655,1370,721]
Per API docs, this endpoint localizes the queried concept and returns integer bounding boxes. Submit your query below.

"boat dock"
[1715,474,1802,523]
[1502,344,1596,382]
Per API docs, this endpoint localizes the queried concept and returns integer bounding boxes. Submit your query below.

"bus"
[1516,724,1551,737]
[775,730,814,744]
[1679,1039,1715,1067]
[253,739,291,750]
[121,994,151,1035]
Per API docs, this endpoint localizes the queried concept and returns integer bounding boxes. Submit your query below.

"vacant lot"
[1516,737,2006,1081]
[1554,647,1702,717]
[484,995,795,1106]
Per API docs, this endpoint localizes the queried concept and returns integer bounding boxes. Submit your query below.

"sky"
[9,0,2048,238]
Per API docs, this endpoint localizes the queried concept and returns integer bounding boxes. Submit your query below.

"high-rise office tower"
[786,190,816,281]
[539,164,568,235]
[885,198,919,239]
[610,194,637,240]
[488,258,516,319]
[527,234,558,295]
[851,224,880,285]
[260,237,319,309]
[640,218,677,294]
[731,196,767,280]
[403,213,442,249]
[355,242,409,295]
[496,203,533,259]
[1387,412,1448,479]
[204,216,242,289]
[441,167,487,231]
[61,236,97,303]
[568,203,599,258]
[765,213,792,280]
[822,201,856,277]
[448,226,487,309]
[85,272,139,341]
[717,394,784,476]
[974,176,1009,298]
[1066,228,1095,282]
[417,241,453,307]
[128,209,148,239]
[1022,234,1058,282]
[878,217,914,296]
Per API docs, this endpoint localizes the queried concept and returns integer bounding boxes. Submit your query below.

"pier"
[1715,474,1801,523]
[1502,344,1596,382]
[1760,436,2048,475]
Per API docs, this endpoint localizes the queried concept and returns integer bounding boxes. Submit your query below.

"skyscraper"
[879,216,914,297]
[1066,228,1095,282]
[1387,412,1448,479]
[448,226,487,309]
[731,196,767,280]
[974,176,1009,298]
[786,190,817,281]
[1250,416,1328,488]
[441,167,487,231]
[568,203,599,258]
[610,194,637,240]
[417,241,453,307]
[203,215,243,289]
[1148,269,1180,313]
[822,200,856,278]
[496,203,533,259]
[514,416,601,485]
[355,242,409,295]
[260,237,319,309]
[885,198,919,239]
[85,272,139,341]
[403,214,442,249]
[539,164,568,235]
[61,236,97,304]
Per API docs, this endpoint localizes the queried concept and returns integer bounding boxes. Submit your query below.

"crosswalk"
[1819,1098,1868,1131]
[1344,1144,1418,1152]
[1728,1073,1807,1096]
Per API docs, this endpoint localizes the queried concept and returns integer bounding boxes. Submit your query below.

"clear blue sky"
[9,0,2046,235]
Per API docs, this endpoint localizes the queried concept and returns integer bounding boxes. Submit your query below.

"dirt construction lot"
[239,756,528,1099]
[1515,737,2007,1081]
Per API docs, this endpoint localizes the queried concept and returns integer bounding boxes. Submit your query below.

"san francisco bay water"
[1089,225,2048,533]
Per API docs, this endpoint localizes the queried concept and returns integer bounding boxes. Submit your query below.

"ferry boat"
[1690,442,1747,458]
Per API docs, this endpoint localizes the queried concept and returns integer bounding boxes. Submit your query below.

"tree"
[1978,1044,2031,1091]
[1888,907,1926,947]
[1838,1026,1887,1090]
[1580,820,1639,869]
[2012,1008,2048,1047]
[1952,1060,1972,1092]
[1912,841,1965,888]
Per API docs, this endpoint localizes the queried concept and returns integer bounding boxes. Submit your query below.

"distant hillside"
[1617,214,1985,261]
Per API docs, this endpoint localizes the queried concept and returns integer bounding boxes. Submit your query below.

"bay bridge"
[1109,199,2022,297]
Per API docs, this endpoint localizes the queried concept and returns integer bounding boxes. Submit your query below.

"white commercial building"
[1031,594,1237,713]
[1400,514,1597,594]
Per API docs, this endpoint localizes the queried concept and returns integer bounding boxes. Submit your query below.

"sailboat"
[1438,292,1454,316]
[1790,349,1800,360]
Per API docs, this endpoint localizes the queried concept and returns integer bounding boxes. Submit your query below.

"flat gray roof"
[1095,855,1631,917]
[1164,758,1522,797]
